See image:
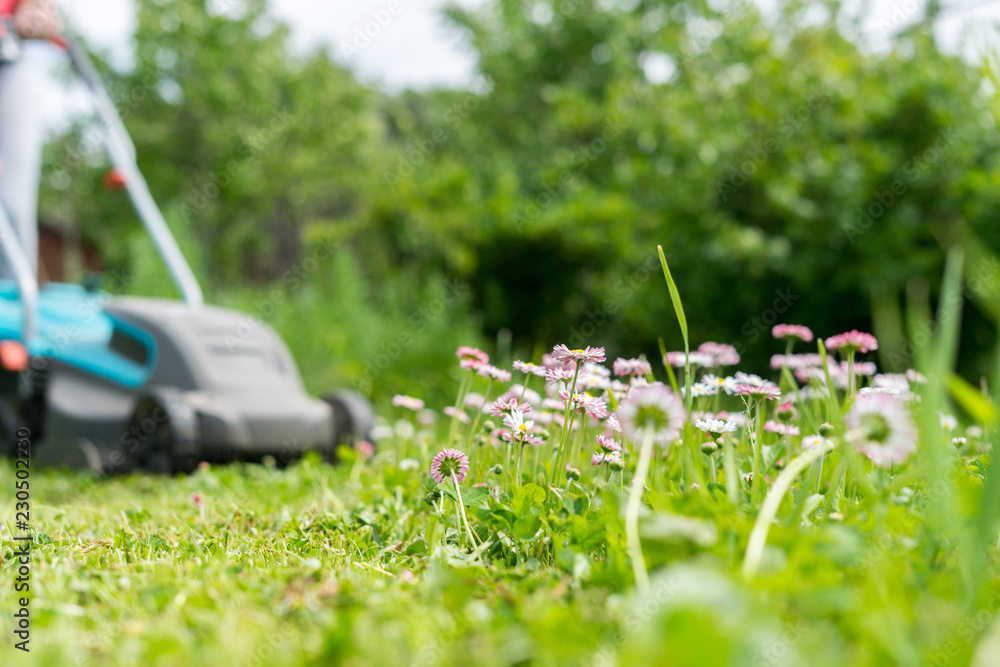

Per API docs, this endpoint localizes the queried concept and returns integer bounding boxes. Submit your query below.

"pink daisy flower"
[513,360,548,377]
[618,385,685,444]
[825,330,878,354]
[443,406,470,424]
[596,433,621,453]
[845,393,917,466]
[490,397,530,418]
[613,357,652,377]
[763,420,800,436]
[502,411,542,446]
[770,353,824,370]
[456,346,489,370]
[464,393,487,410]
[430,448,471,484]
[772,324,814,343]
[355,440,375,460]
[697,342,741,366]
[694,417,739,434]
[560,391,609,420]
[605,414,622,432]
[392,395,425,411]
[734,382,782,400]
[664,351,714,368]
[477,364,512,382]
[550,344,607,365]
[545,367,575,382]
[801,434,827,450]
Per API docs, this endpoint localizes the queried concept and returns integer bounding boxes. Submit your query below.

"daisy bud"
[700,440,718,454]
[565,465,581,481]
[482,420,496,433]
[776,402,795,423]
[608,457,625,472]
[490,464,504,476]
[773,458,785,470]
[818,422,835,437]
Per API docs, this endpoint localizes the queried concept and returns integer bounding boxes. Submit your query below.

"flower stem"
[751,399,765,504]
[504,440,513,487]
[626,430,656,594]
[451,473,478,546]
[846,350,856,400]
[465,379,494,445]
[515,443,526,485]
[723,436,739,505]
[743,441,834,580]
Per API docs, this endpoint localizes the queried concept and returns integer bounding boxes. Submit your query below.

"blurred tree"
[370,0,1000,374]
[42,0,382,289]
[38,0,1000,386]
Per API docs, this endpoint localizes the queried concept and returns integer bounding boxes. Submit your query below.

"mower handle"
[60,36,204,307]
[0,204,38,343]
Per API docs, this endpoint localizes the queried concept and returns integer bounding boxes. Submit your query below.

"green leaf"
[561,493,589,515]
[947,373,997,425]
[512,483,546,516]
[657,245,689,349]
[404,539,428,556]
[457,486,491,507]
[513,514,542,540]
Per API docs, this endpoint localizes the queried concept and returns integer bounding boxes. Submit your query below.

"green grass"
[2,250,999,666]
[1,437,997,667]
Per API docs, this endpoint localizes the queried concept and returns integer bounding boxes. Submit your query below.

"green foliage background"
[38,0,1000,401]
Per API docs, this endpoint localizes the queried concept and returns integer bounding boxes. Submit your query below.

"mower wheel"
[0,397,24,457]
[321,390,375,455]
[128,388,200,474]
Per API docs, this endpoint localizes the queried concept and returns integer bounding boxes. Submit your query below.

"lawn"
[1,251,999,667]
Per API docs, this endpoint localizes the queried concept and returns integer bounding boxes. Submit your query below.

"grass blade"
[658,246,692,410]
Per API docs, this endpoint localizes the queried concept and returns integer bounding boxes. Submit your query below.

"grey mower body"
[23,293,371,475]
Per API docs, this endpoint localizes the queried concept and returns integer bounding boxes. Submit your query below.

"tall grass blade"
[658,246,692,410]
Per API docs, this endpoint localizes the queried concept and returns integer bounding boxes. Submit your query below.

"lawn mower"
[0,36,373,474]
